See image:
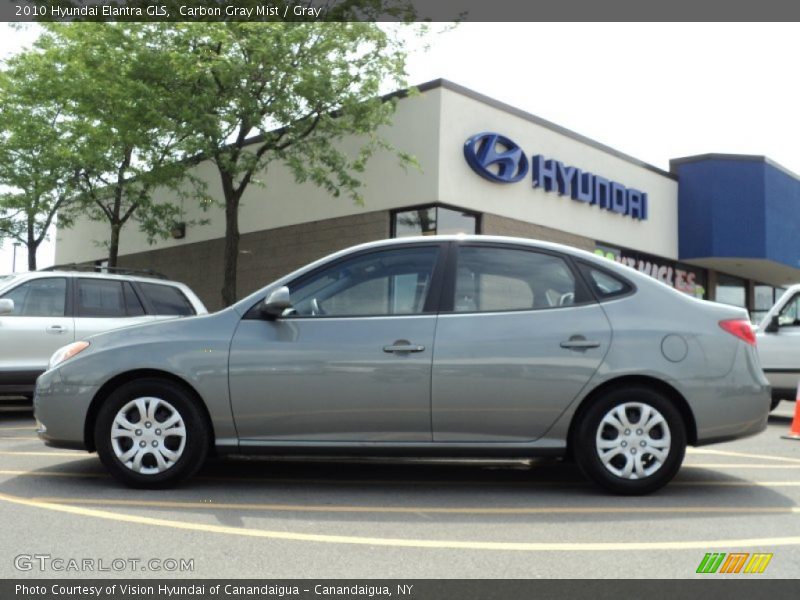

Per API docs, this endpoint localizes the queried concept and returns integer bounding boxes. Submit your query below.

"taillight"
[719,319,756,346]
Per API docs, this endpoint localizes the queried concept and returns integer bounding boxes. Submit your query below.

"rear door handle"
[560,338,600,350]
[383,340,425,353]
[46,325,67,334]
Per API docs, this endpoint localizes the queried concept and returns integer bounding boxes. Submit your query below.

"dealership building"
[55,79,800,317]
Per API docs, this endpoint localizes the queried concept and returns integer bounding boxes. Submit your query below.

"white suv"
[0,268,207,398]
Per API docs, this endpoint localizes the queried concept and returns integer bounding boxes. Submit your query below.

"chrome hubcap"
[111,397,186,475]
[595,402,671,480]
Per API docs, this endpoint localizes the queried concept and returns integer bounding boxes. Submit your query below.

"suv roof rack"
[39,264,170,280]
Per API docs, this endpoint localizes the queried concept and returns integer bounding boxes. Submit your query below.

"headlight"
[48,341,90,370]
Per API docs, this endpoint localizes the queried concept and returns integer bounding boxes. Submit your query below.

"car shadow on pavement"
[0,452,797,531]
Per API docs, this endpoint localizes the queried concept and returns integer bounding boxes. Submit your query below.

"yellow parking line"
[1,490,800,552]
[0,437,41,441]
[684,463,800,469]
[0,426,36,431]
[675,481,800,487]
[0,470,106,478]
[0,451,88,457]
[28,496,800,516]
[687,448,800,464]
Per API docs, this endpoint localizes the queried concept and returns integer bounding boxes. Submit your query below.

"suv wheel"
[95,378,208,488]
[573,386,687,495]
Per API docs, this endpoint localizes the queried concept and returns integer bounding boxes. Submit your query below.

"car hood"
[77,309,237,353]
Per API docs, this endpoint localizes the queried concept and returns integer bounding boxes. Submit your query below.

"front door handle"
[46,325,67,334]
[383,340,425,353]
[560,336,600,350]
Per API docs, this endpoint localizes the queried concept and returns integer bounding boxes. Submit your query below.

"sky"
[2,21,800,272]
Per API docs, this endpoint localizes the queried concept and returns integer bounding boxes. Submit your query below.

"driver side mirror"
[764,315,780,333]
[260,286,292,319]
[0,299,14,316]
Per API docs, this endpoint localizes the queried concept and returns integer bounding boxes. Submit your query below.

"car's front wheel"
[573,386,687,495]
[94,378,209,488]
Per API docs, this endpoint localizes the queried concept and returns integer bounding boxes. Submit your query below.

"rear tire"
[94,378,209,488]
[573,385,687,495]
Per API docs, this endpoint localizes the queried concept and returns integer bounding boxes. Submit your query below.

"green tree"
[0,49,80,271]
[165,21,416,306]
[31,23,207,268]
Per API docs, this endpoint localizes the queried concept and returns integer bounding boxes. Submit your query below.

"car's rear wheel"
[573,386,687,495]
[94,378,209,488]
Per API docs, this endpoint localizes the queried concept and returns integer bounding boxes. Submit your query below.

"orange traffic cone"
[781,382,800,441]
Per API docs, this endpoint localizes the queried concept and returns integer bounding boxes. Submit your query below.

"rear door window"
[452,246,584,313]
[75,279,127,317]
[139,283,195,316]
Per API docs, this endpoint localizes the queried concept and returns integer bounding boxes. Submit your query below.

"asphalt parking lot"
[1,398,799,579]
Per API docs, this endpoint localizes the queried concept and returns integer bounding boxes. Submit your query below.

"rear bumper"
[691,345,771,444]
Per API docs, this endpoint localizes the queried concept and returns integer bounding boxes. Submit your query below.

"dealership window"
[392,205,479,238]
[594,243,707,299]
[715,273,747,309]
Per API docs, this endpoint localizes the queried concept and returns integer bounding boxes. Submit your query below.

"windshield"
[0,274,19,290]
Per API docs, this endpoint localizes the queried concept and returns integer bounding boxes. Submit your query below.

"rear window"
[579,263,633,300]
[139,283,195,316]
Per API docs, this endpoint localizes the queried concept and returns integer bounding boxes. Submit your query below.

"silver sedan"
[34,236,770,494]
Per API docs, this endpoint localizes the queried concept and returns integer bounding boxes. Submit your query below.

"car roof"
[9,270,181,285]
[339,234,606,263]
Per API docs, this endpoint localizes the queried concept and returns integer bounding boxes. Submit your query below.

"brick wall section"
[118,211,390,311]
[481,213,596,252]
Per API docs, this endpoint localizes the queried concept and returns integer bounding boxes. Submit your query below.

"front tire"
[94,378,209,488]
[573,386,687,495]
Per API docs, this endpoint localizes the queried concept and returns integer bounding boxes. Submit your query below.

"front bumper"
[34,367,98,451]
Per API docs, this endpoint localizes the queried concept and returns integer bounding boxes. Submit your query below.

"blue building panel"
[765,166,800,269]
[674,156,800,270]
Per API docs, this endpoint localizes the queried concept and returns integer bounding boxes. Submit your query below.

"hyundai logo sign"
[464,132,648,221]
[463,133,529,183]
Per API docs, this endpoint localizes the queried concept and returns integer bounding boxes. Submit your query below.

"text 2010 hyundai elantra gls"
[34,236,770,494]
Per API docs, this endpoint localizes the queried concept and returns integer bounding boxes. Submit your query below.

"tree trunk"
[108,223,121,268]
[27,221,37,271]
[221,193,240,307]
[26,244,37,271]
